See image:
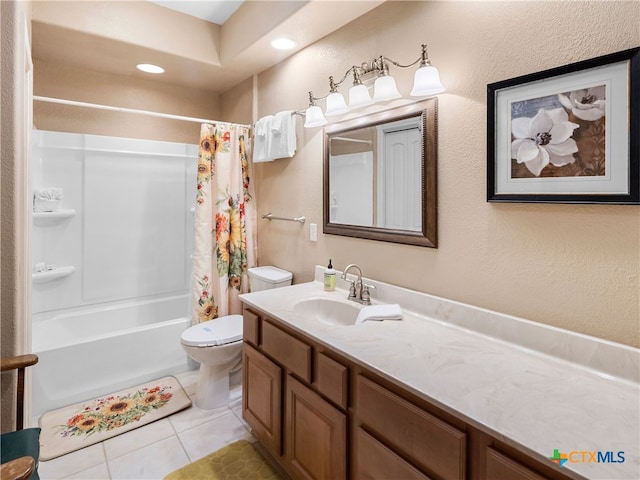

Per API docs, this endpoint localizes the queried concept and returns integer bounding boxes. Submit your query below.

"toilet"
[181,266,293,409]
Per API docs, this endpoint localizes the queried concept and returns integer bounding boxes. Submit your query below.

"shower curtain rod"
[33,96,251,128]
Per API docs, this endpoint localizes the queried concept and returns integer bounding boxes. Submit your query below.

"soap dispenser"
[324,259,336,292]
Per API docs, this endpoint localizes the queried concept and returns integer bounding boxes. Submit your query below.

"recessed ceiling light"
[270,37,297,51]
[136,63,165,74]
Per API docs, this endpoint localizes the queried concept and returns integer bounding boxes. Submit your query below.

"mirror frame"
[323,99,438,247]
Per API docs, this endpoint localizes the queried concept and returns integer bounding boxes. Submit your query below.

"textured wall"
[34,61,222,144]
[250,1,640,346]
[1,0,32,433]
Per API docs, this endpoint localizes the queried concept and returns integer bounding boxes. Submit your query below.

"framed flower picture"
[487,47,639,204]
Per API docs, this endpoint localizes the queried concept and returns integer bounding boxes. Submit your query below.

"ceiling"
[31,1,385,95]
[146,1,244,25]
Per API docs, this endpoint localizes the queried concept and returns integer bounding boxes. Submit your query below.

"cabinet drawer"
[262,320,312,383]
[486,448,547,480]
[315,352,348,409]
[356,375,466,480]
[354,427,431,480]
[243,309,260,346]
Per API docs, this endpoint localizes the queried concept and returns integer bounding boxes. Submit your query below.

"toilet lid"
[181,315,243,347]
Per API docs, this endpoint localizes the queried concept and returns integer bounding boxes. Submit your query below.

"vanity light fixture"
[324,77,350,116]
[136,63,165,74]
[372,64,402,102]
[303,44,444,128]
[347,68,374,109]
[303,92,328,128]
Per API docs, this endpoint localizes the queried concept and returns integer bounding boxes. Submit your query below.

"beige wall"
[34,61,223,144]
[220,75,254,126]
[1,0,32,433]
[249,1,640,347]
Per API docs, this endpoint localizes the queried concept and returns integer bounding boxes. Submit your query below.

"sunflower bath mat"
[38,376,191,460]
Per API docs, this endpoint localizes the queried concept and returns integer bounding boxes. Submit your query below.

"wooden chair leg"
[16,366,25,431]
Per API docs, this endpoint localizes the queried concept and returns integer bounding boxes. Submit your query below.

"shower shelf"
[33,209,76,225]
[32,266,75,284]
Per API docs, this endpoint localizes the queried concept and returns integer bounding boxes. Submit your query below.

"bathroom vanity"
[240,267,639,480]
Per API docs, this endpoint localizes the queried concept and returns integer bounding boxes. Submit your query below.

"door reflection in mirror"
[323,99,437,248]
[377,117,421,231]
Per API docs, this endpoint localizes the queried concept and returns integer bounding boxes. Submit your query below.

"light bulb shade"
[410,65,445,97]
[348,84,373,109]
[325,92,349,116]
[304,105,327,128]
[372,75,402,102]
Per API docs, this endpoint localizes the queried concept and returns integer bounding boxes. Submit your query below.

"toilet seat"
[181,315,243,347]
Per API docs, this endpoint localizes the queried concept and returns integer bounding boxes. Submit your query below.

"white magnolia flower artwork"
[558,86,606,121]
[509,84,607,178]
[511,108,580,177]
[490,49,635,202]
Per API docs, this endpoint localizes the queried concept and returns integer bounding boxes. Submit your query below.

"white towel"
[253,115,274,163]
[355,304,403,325]
[33,187,63,212]
[267,110,297,160]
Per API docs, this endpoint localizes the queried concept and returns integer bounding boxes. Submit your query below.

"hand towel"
[253,115,274,163]
[355,304,403,325]
[33,187,63,212]
[267,110,297,160]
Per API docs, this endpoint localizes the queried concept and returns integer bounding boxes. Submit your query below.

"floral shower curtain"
[192,123,257,325]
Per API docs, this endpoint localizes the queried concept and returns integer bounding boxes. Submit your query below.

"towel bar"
[261,212,306,224]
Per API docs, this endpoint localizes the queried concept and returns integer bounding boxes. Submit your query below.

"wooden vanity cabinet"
[242,306,573,480]
[242,308,348,480]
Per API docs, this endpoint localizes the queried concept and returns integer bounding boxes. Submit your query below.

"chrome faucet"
[341,264,375,305]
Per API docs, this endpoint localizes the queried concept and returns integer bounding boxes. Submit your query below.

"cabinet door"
[242,343,282,456]
[285,375,347,480]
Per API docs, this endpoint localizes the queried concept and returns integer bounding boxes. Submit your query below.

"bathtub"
[31,295,193,417]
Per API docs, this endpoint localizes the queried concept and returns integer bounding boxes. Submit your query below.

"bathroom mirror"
[323,99,437,247]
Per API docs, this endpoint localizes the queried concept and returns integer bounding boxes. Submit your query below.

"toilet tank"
[248,266,293,292]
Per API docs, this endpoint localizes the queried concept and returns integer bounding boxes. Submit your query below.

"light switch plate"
[310,223,317,242]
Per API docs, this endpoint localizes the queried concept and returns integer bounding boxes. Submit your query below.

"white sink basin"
[293,298,362,326]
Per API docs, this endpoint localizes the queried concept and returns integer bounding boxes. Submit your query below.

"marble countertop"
[239,269,639,480]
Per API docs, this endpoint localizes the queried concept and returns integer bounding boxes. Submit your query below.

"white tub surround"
[31,131,197,417]
[32,296,192,417]
[239,266,639,480]
[31,130,197,314]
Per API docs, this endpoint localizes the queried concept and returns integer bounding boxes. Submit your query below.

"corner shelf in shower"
[32,266,75,284]
[33,209,76,225]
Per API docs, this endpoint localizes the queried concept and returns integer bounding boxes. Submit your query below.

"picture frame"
[487,47,639,204]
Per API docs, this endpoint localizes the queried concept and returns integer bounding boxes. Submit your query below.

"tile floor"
[36,369,256,480]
